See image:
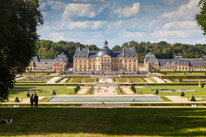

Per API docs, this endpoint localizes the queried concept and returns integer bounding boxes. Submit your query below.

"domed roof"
[97,45,114,57]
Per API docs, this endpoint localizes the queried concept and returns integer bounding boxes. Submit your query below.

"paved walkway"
[15,76,25,81]
[99,78,113,84]
[151,77,165,83]
[77,87,90,95]
[59,78,68,83]
[143,78,154,83]
[166,96,190,103]
[94,86,117,96]
[46,77,61,84]
[121,86,134,94]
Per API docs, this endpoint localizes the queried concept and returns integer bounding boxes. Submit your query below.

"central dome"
[97,41,114,57]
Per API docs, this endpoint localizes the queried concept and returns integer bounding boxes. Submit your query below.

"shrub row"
[74,85,80,94]
[131,84,136,94]
[88,86,94,94]
[160,76,206,79]
[118,86,123,94]
[130,103,205,106]
[0,103,81,107]
[55,77,64,83]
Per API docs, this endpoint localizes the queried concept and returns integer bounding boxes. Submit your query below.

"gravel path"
[46,77,61,84]
[143,78,154,83]
[151,77,165,83]
[94,86,117,96]
[121,86,134,95]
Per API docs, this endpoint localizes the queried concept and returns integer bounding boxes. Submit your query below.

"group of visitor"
[30,93,38,107]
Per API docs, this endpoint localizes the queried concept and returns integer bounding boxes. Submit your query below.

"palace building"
[73,41,138,73]
[27,41,206,73]
[144,52,206,72]
[27,53,68,72]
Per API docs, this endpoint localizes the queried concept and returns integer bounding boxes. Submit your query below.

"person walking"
[34,93,39,108]
[30,94,34,108]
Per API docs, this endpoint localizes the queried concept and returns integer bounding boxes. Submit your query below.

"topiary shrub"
[52,90,56,95]
[190,96,196,101]
[15,97,20,102]
[155,89,159,95]
[27,92,30,97]
[179,77,182,82]
[180,91,185,96]
[201,83,204,88]
[131,84,136,93]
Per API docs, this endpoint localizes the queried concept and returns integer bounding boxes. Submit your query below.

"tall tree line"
[36,40,206,63]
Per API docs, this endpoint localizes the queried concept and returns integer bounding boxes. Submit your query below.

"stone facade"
[27,53,68,72]
[145,52,206,71]
[73,41,138,73]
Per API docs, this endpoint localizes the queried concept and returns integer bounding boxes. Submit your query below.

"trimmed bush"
[131,84,136,93]
[74,85,80,94]
[180,91,185,96]
[52,90,56,95]
[201,83,204,88]
[190,96,196,101]
[155,89,159,95]
[27,92,30,97]
[179,77,182,82]
[15,97,20,102]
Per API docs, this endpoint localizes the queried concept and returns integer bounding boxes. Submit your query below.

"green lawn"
[17,76,53,82]
[84,78,97,83]
[10,86,74,98]
[24,72,53,75]
[0,108,206,136]
[115,78,128,83]
[136,86,206,96]
[173,79,206,82]
[68,78,83,83]
[129,78,146,83]
[166,73,205,76]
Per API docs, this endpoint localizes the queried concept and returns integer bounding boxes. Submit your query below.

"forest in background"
[36,40,206,63]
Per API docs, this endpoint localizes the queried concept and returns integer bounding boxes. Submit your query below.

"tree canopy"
[0,0,43,101]
[36,40,206,63]
[196,0,206,35]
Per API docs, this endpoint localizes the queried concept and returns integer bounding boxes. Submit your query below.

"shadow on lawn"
[0,108,206,136]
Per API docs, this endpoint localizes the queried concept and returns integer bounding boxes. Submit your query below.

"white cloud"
[51,32,65,41]
[160,0,176,5]
[63,3,105,19]
[163,21,197,30]
[66,21,106,30]
[47,1,65,10]
[161,0,200,20]
[151,30,187,38]
[108,21,122,29]
[39,2,47,10]
[151,29,201,38]
[39,1,65,11]
[73,0,106,3]
[124,32,145,38]
[114,2,140,18]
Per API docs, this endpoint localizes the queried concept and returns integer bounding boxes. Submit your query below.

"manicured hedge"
[130,103,206,106]
[160,76,206,79]
[55,77,64,83]
[0,103,81,107]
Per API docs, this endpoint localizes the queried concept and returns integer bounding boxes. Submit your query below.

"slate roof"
[74,47,137,58]
[30,53,68,67]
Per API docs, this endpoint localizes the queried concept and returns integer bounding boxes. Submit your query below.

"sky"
[37,0,206,48]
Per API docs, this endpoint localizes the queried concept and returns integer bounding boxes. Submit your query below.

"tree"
[52,90,56,95]
[15,97,20,102]
[112,45,122,51]
[0,0,43,102]
[190,96,196,101]
[180,92,185,96]
[155,89,159,95]
[27,92,30,97]
[196,1,206,35]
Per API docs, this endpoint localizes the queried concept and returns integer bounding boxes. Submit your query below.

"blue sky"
[38,0,205,48]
